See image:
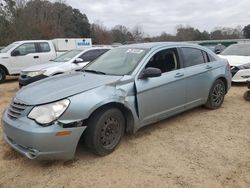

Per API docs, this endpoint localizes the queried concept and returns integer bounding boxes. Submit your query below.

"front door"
[9,42,40,73]
[135,48,186,126]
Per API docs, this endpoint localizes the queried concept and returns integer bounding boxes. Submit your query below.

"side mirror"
[74,58,84,64]
[140,67,162,79]
[11,50,21,56]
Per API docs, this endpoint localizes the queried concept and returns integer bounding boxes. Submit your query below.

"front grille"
[7,100,27,120]
[230,66,239,77]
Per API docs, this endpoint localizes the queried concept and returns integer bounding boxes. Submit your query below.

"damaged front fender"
[59,77,140,133]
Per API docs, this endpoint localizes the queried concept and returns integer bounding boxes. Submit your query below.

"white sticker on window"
[126,49,144,54]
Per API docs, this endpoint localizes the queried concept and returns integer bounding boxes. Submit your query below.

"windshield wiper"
[84,69,106,75]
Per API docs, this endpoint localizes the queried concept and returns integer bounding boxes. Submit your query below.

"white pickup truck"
[0,38,92,83]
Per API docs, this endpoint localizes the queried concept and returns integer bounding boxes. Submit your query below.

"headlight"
[238,63,250,70]
[28,99,70,125]
[26,70,46,77]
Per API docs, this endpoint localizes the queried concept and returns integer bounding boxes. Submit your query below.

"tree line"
[1,0,250,46]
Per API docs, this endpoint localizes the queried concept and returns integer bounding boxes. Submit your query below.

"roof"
[15,40,51,43]
[121,42,201,50]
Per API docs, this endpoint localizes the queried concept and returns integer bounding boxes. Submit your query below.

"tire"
[84,108,125,156]
[205,79,226,109]
[0,68,6,83]
[244,91,250,101]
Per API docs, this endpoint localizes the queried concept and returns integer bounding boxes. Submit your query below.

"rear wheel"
[0,68,6,83]
[205,79,226,109]
[84,108,125,156]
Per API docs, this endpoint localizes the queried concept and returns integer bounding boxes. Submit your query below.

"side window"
[80,49,108,62]
[38,42,51,52]
[202,51,209,63]
[181,48,205,67]
[13,43,36,56]
[207,53,217,62]
[145,48,180,73]
[202,51,217,63]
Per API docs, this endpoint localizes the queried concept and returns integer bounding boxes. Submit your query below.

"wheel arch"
[0,64,9,75]
[216,76,228,93]
[87,102,135,134]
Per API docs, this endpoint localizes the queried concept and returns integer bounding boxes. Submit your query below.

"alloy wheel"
[212,83,225,105]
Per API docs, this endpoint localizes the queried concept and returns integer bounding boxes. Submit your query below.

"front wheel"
[84,108,125,156]
[0,68,6,83]
[205,79,226,109]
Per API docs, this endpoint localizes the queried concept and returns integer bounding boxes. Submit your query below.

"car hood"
[0,53,9,59]
[22,62,65,72]
[15,72,123,105]
[218,55,250,66]
[0,52,7,57]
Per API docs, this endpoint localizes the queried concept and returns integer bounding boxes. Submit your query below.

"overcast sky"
[66,0,250,36]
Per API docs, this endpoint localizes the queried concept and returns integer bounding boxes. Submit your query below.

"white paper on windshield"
[126,49,144,54]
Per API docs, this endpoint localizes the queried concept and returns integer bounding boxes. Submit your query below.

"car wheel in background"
[0,68,6,83]
[205,79,226,109]
[244,91,250,101]
[84,108,125,156]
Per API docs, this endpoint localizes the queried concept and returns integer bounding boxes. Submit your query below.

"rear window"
[181,48,205,67]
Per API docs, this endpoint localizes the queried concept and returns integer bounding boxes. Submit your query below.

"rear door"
[36,42,56,64]
[180,47,214,108]
[135,48,186,126]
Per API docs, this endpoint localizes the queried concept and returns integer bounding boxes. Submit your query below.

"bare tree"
[15,0,26,9]
[91,21,112,44]
[132,25,144,42]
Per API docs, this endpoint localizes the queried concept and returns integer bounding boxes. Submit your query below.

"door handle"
[33,56,39,59]
[206,65,213,69]
[175,73,184,78]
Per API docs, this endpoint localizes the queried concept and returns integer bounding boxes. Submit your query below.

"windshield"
[84,48,147,75]
[221,44,250,56]
[53,49,83,62]
[0,43,17,53]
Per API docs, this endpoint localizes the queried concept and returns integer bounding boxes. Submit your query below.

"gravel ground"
[0,78,250,188]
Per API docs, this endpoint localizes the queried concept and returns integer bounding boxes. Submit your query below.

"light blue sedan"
[2,42,231,160]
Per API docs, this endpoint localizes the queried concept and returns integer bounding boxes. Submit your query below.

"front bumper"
[19,74,48,87]
[231,69,250,83]
[1,110,86,160]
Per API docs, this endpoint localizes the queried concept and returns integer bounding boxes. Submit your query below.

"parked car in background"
[244,79,250,101]
[2,42,231,160]
[204,44,225,54]
[19,47,111,87]
[0,38,92,83]
[219,43,250,82]
[0,46,5,51]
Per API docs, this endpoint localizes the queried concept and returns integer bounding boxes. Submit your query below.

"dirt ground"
[0,78,250,188]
